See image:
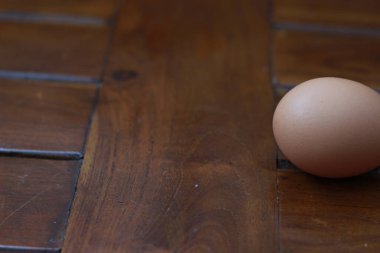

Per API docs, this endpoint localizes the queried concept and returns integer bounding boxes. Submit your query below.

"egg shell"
[273,77,380,178]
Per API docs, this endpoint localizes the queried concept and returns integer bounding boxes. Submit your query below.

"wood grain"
[63,0,277,252]
[273,30,380,88]
[274,0,380,29]
[0,0,116,20]
[0,80,96,153]
[0,157,80,250]
[279,171,380,253]
[0,21,109,80]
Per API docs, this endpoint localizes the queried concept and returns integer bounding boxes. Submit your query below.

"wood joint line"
[0,148,83,160]
[0,70,100,85]
[273,22,380,38]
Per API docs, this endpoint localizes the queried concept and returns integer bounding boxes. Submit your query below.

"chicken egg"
[273,77,380,178]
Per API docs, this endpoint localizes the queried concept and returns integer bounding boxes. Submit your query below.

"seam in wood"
[0,245,60,252]
[0,11,106,27]
[0,70,100,85]
[268,0,278,116]
[273,82,380,93]
[273,22,380,38]
[96,0,123,87]
[0,148,83,160]
[275,172,282,253]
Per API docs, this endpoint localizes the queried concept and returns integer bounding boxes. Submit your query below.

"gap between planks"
[0,11,107,27]
[0,245,59,253]
[0,148,83,160]
[273,22,380,38]
[0,70,100,85]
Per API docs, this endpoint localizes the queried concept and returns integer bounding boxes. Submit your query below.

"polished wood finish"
[0,157,80,251]
[0,21,109,80]
[273,30,380,88]
[279,171,380,253]
[0,0,378,252]
[274,0,380,29]
[0,0,116,20]
[0,80,96,153]
[63,0,277,252]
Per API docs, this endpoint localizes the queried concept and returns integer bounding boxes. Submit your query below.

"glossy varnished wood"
[273,30,380,88]
[63,0,277,252]
[0,21,109,80]
[274,0,380,29]
[279,171,380,253]
[0,80,96,153]
[0,157,80,251]
[0,0,116,20]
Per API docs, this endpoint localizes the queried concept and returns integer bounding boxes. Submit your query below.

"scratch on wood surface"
[142,129,253,240]
[0,172,63,228]
[0,190,46,228]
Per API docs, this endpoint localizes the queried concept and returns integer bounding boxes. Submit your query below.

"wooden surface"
[0,157,80,251]
[0,0,379,252]
[63,0,277,252]
[279,171,380,253]
[0,21,109,81]
[273,30,380,89]
[0,80,96,154]
[274,0,380,29]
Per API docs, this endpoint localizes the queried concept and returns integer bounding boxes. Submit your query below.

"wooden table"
[0,0,379,252]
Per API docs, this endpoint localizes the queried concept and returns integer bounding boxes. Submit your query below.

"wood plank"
[0,0,116,20]
[279,171,380,252]
[0,79,96,153]
[0,157,80,251]
[0,21,109,80]
[63,0,277,252]
[274,0,380,29]
[273,30,380,89]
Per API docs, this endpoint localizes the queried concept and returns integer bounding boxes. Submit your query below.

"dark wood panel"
[0,0,116,19]
[274,0,380,29]
[0,157,80,250]
[0,22,109,80]
[273,30,380,89]
[279,171,380,252]
[63,0,277,252]
[0,80,96,153]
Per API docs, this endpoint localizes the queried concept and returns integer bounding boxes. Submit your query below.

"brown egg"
[273,77,380,178]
